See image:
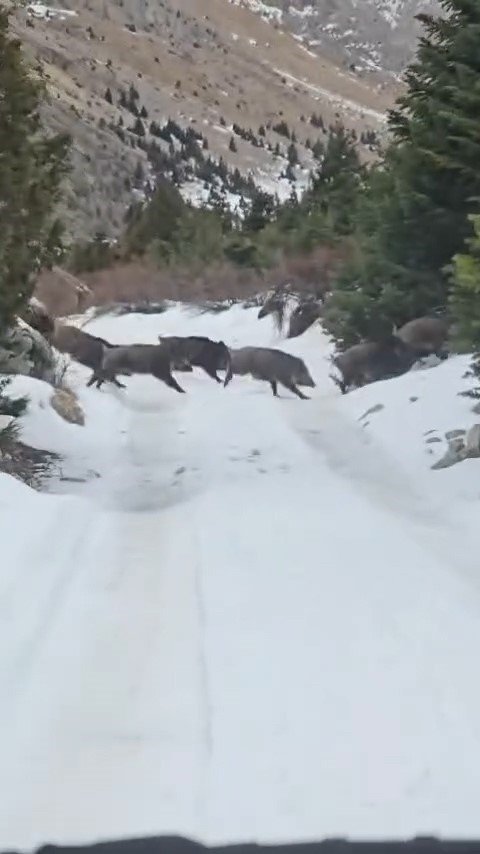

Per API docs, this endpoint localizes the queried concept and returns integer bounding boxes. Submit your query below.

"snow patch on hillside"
[228,0,283,23]
[26,3,77,20]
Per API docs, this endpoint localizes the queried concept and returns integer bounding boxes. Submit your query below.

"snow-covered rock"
[50,387,85,426]
[0,319,56,383]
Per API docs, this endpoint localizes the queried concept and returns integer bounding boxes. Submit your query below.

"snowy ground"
[2,304,480,849]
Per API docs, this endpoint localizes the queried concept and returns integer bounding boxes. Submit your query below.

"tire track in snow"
[287,391,480,595]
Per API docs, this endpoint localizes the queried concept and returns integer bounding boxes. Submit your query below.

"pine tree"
[242,190,276,233]
[0,7,70,334]
[287,142,299,165]
[122,177,185,256]
[229,136,237,153]
[326,1,480,346]
[306,124,364,235]
[449,214,480,397]
[449,214,480,353]
[104,86,113,104]
[381,0,480,302]
[131,117,145,136]
[133,159,145,188]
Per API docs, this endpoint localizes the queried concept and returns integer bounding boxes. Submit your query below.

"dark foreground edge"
[4,835,480,854]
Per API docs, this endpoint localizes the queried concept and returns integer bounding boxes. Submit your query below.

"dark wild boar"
[52,324,126,389]
[90,343,185,393]
[332,335,415,394]
[158,335,233,385]
[230,346,315,399]
[396,316,450,359]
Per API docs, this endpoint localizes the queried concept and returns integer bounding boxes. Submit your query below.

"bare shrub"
[0,426,61,490]
[34,246,348,318]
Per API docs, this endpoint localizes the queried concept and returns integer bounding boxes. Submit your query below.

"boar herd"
[47,312,450,402]
[50,324,316,400]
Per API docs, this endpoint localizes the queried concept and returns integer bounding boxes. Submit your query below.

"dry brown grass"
[35,266,93,317]
[35,246,345,316]
[35,247,343,317]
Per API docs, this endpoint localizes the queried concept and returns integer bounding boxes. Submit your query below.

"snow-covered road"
[2,304,480,848]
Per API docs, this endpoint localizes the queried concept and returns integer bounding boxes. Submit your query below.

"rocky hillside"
[233,0,440,78]
[11,0,419,240]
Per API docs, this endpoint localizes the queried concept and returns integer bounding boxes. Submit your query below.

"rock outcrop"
[50,388,85,427]
[0,318,56,383]
[431,425,480,470]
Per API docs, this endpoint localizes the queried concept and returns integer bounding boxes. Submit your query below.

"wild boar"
[52,324,126,389]
[158,335,233,385]
[287,301,323,339]
[230,346,315,399]
[332,335,416,394]
[90,343,185,393]
[396,316,450,359]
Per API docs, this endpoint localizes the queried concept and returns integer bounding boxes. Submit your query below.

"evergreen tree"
[327,0,480,345]
[229,136,237,153]
[133,159,145,188]
[312,139,324,160]
[287,142,299,165]
[284,163,296,182]
[104,86,113,104]
[382,0,480,301]
[0,376,27,418]
[122,177,185,256]
[305,124,364,236]
[242,190,276,233]
[449,214,480,398]
[449,214,480,353]
[0,7,70,333]
[131,117,145,136]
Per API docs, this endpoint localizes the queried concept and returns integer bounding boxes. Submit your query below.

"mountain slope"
[11,0,396,239]
[235,0,440,78]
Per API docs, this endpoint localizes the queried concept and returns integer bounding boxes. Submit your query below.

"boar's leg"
[201,364,222,383]
[269,380,278,397]
[111,377,126,389]
[87,369,125,390]
[161,371,186,394]
[86,370,99,388]
[284,381,309,400]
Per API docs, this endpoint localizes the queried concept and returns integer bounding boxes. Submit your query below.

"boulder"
[21,297,55,338]
[431,424,480,469]
[465,423,480,458]
[50,388,85,426]
[0,319,56,383]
